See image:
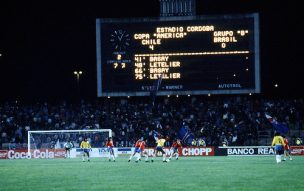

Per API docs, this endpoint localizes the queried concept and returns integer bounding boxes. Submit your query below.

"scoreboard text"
[96,14,260,97]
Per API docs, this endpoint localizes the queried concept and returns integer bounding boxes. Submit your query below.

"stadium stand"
[1,96,303,149]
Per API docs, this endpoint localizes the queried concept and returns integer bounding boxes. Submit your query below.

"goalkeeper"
[64,140,74,158]
[80,137,91,162]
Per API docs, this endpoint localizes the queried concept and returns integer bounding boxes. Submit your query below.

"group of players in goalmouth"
[64,132,182,163]
[128,135,182,163]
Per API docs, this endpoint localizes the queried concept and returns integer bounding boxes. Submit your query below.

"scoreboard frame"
[96,13,260,97]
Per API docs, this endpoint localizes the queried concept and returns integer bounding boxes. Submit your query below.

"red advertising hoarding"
[290,146,304,155]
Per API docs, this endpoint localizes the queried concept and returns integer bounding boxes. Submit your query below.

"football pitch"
[0,156,303,191]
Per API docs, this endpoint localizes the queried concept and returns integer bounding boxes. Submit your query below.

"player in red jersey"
[135,138,150,163]
[282,135,293,161]
[169,139,182,160]
[106,137,115,162]
[128,138,142,162]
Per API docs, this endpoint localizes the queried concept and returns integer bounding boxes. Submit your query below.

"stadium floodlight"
[27,129,112,154]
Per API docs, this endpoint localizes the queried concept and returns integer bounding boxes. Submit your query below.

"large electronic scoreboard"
[96,13,260,97]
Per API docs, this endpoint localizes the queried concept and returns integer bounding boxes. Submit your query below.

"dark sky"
[0,0,300,102]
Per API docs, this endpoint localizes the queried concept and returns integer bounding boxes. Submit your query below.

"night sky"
[0,0,300,102]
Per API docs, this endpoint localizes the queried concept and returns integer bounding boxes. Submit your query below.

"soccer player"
[80,137,91,162]
[64,140,74,158]
[169,139,182,160]
[151,135,167,162]
[106,137,115,162]
[128,138,142,162]
[135,138,149,163]
[271,132,286,163]
[282,135,293,161]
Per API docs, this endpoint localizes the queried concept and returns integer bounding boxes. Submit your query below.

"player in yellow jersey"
[80,137,91,162]
[271,132,285,163]
[151,135,168,163]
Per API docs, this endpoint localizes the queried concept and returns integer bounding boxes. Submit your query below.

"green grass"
[0,156,303,191]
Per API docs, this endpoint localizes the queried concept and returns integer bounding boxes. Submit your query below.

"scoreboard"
[96,13,260,97]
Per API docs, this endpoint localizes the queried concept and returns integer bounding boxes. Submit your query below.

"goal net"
[27,129,112,159]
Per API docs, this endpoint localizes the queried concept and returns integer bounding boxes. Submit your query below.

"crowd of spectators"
[0,95,303,149]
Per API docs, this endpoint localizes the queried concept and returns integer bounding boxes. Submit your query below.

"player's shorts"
[65,148,71,151]
[134,147,140,153]
[156,146,165,154]
[83,148,90,153]
[284,146,290,151]
[135,148,142,153]
[172,148,178,153]
[275,145,284,155]
[107,147,114,153]
[284,147,291,154]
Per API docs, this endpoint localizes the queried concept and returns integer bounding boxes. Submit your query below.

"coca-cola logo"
[8,150,31,159]
[7,149,55,159]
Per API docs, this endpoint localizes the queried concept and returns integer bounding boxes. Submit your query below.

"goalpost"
[27,129,112,158]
